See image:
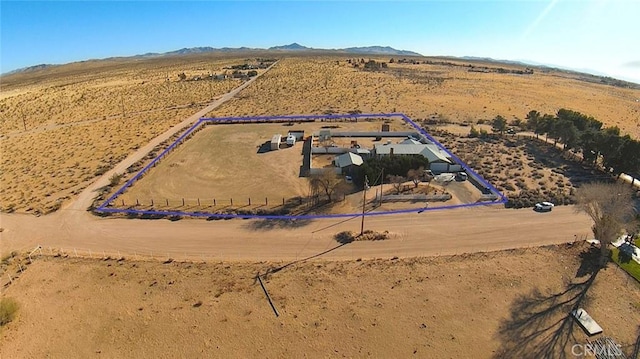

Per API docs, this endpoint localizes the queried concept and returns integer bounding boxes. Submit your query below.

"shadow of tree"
[243,218,313,231]
[576,245,601,278]
[631,325,640,359]
[493,249,603,359]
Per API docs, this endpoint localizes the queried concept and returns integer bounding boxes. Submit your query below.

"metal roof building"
[373,143,452,164]
[334,152,364,168]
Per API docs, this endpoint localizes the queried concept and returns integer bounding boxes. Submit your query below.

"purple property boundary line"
[95,113,506,219]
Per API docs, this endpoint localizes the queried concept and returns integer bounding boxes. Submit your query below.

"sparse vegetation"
[0,298,19,326]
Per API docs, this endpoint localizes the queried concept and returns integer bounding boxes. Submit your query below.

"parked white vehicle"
[535,201,555,211]
[286,134,296,146]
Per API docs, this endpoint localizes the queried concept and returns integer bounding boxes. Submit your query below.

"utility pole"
[360,175,369,236]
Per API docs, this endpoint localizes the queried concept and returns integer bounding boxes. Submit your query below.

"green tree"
[555,119,579,151]
[525,110,541,138]
[469,125,480,138]
[492,115,508,135]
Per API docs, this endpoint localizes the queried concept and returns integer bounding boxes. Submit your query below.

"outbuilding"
[334,152,364,175]
[287,130,305,141]
[270,134,282,150]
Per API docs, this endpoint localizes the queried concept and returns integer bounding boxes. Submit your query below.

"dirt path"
[1,204,593,262]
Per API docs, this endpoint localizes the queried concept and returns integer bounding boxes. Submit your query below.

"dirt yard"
[115,117,469,215]
[1,243,638,358]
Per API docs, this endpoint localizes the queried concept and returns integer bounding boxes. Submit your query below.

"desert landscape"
[1,243,639,358]
[2,51,640,358]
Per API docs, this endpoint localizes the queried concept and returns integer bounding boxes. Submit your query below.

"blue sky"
[1,1,639,83]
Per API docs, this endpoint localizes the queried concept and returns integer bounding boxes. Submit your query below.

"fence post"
[249,198,251,206]
[265,197,268,206]
[122,199,125,206]
[151,199,154,206]
[136,199,139,206]
[166,199,169,206]
[213,198,216,206]
[283,198,285,206]
[182,198,185,206]
[197,198,200,206]
[231,198,233,206]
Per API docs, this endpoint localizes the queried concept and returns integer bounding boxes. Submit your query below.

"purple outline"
[95,113,506,219]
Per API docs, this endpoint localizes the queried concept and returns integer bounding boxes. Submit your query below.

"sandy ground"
[1,54,639,358]
[208,58,640,139]
[115,117,475,213]
[1,243,638,358]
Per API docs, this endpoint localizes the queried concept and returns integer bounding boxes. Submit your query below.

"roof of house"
[334,152,364,168]
[271,134,282,143]
[373,143,452,163]
[399,138,422,145]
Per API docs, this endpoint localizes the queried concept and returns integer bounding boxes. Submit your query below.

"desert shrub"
[109,172,123,186]
[0,298,19,326]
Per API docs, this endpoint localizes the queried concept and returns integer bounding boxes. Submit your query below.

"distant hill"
[3,63,55,75]
[268,43,309,51]
[3,43,423,75]
[342,46,421,56]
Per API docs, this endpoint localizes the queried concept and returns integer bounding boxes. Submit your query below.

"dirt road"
[0,61,595,261]
[1,204,592,261]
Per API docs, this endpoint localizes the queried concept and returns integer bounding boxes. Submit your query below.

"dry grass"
[2,54,639,214]
[0,55,268,213]
[209,57,640,138]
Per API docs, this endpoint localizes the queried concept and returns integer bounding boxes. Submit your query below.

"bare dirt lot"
[1,243,638,358]
[115,117,469,215]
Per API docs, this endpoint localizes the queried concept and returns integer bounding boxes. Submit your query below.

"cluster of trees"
[363,60,388,71]
[523,109,640,178]
[357,155,430,188]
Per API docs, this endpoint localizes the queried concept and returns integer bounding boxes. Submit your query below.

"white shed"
[270,134,282,150]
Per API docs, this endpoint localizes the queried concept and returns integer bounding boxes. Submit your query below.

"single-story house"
[334,152,364,175]
[373,143,461,173]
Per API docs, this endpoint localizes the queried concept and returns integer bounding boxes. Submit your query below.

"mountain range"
[3,43,421,75]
